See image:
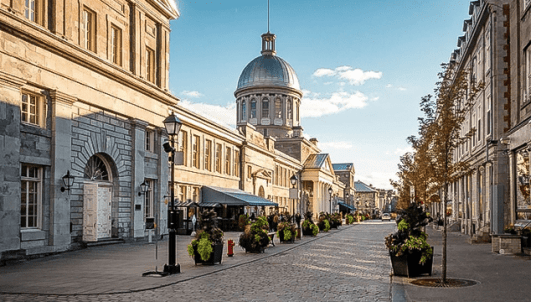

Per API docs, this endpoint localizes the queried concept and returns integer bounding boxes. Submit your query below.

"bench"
[267,232,276,246]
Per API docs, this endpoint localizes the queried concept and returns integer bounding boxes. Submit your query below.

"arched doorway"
[82,154,116,241]
[258,186,265,198]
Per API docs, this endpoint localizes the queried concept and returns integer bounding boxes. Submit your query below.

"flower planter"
[302,228,314,236]
[278,230,295,243]
[244,245,265,253]
[389,247,433,277]
[194,243,224,265]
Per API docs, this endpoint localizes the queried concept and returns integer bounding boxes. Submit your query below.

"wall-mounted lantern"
[60,170,75,193]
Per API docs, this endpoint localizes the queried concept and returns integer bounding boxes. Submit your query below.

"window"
[275,98,282,118]
[471,57,477,84]
[524,44,531,103]
[21,164,42,229]
[287,100,292,120]
[192,135,200,169]
[485,28,491,73]
[262,99,269,118]
[477,106,481,142]
[179,130,187,165]
[486,95,491,135]
[472,112,476,147]
[176,185,187,202]
[82,8,96,52]
[21,92,46,128]
[215,143,222,173]
[204,140,212,171]
[146,47,155,84]
[234,150,239,177]
[225,147,231,175]
[145,129,154,152]
[241,100,246,121]
[144,180,154,219]
[250,99,257,119]
[192,187,199,202]
[24,0,43,25]
[111,26,122,66]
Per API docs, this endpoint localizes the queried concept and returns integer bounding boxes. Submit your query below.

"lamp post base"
[163,264,181,275]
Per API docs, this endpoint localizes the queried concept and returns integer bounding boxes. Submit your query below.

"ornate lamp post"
[328,187,333,214]
[290,174,297,223]
[163,113,182,275]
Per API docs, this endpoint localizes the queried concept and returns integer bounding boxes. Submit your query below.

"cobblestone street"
[0,222,394,302]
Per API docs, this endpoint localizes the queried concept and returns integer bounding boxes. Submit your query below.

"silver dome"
[236,55,300,91]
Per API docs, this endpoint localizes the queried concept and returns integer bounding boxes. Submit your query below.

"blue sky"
[169,0,471,189]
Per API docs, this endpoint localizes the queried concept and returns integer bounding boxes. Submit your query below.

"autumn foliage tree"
[392,63,481,284]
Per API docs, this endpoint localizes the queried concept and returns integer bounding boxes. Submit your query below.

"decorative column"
[49,90,76,248]
[130,119,148,238]
[0,72,25,252]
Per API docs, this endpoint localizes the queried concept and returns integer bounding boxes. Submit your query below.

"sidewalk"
[391,228,532,302]
[0,226,351,296]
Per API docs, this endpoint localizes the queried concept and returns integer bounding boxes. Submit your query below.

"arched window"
[262,99,269,118]
[275,98,282,118]
[84,155,110,181]
[258,186,265,198]
[250,99,257,119]
[241,100,246,121]
[287,100,292,120]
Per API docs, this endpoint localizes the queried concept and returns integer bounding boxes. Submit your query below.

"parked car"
[381,213,391,221]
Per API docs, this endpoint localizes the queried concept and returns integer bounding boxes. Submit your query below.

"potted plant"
[330,213,342,229]
[277,221,297,243]
[302,211,319,236]
[317,212,331,232]
[346,214,354,224]
[385,203,433,277]
[238,214,250,231]
[187,209,224,265]
[238,216,270,253]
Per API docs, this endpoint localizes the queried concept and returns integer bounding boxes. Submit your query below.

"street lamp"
[163,113,182,275]
[138,181,149,196]
[290,174,297,223]
[328,187,333,214]
[60,170,75,193]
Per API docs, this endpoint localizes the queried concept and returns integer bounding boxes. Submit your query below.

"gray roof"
[303,153,329,169]
[332,163,353,171]
[236,55,300,91]
[354,181,377,193]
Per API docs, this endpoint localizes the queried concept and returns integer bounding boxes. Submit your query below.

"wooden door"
[83,183,98,242]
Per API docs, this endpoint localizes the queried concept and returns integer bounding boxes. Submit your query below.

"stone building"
[354,180,378,215]
[0,0,353,261]
[0,0,180,260]
[446,0,530,240]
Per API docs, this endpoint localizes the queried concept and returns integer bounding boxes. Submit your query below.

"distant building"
[354,181,378,215]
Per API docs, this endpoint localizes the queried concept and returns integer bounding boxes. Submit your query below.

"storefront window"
[516,148,531,221]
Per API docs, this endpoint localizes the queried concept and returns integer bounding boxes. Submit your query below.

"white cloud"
[385,146,413,156]
[301,91,369,118]
[313,68,337,77]
[318,141,353,150]
[180,100,236,128]
[312,66,382,86]
[181,90,203,98]
[386,84,393,88]
[398,87,407,91]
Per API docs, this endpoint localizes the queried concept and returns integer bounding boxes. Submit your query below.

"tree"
[393,62,480,284]
[420,63,481,284]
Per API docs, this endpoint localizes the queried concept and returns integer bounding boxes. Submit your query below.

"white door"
[83,183,98,242]
[97,185,112,239]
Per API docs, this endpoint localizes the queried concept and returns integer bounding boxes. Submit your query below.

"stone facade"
[446,0,530,239]
[0,0,357,262]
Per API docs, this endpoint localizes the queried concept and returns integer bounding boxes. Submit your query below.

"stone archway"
[82,153,118,241]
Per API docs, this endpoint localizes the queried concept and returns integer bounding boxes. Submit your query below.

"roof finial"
[267,0,270,33]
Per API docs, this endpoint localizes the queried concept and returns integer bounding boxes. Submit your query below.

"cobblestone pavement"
[0,221,395,302]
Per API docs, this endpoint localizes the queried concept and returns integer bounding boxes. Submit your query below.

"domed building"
[235,32,303,139]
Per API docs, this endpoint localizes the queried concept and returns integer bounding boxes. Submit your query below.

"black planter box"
[194,243,223,265]
[390,247,433,277]
[302,228,314,236]
[244,245,265,253]
[278,230,295,243]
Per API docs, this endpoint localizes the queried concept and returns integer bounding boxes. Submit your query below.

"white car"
[381,213,391,221]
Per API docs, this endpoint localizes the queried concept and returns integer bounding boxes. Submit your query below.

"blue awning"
[198,202,221,208]
[338,201,356,211]
[202,186,278,207]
